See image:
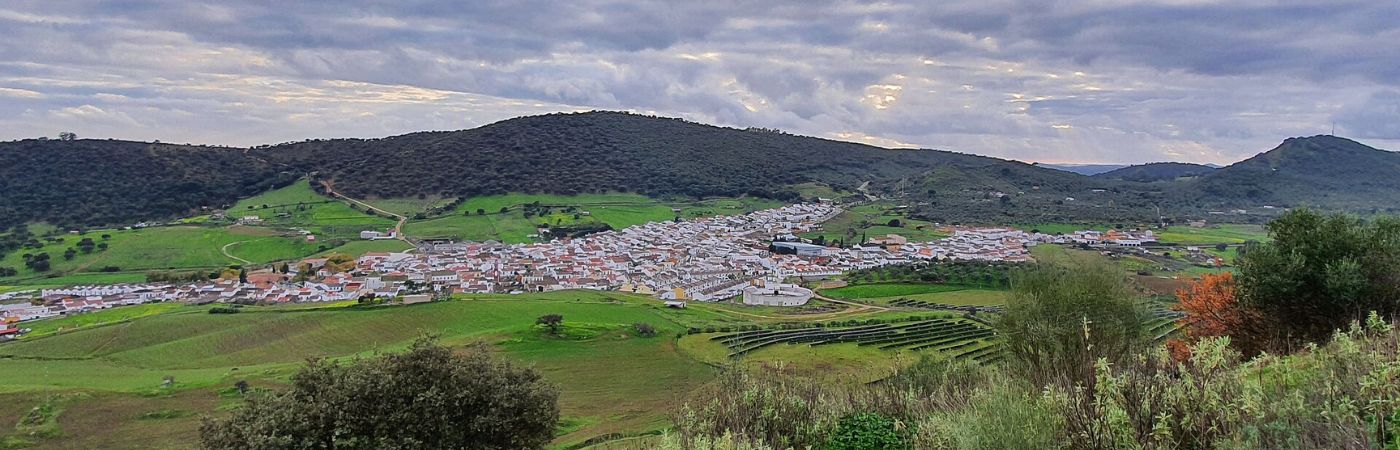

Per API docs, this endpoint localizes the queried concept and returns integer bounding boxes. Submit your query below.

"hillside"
[255,112,1009,201]
[1183,136,1400,213]
[0,140,300,230]
[1093,162,1217,182]
[3,115,1399,232]
[1033,163,1128,176]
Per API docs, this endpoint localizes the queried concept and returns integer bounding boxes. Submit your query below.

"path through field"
[219,241,253,265]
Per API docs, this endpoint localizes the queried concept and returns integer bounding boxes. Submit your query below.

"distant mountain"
[1034,163,1128,176]
[1094,162,1217,182]
[1183,135,1400,213]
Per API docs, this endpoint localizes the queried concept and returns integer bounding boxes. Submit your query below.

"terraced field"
[711,318,1002,364]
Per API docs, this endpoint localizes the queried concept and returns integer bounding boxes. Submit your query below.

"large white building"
[741,279,813,307]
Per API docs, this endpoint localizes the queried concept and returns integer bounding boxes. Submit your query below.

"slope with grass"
[0,291,719,448]
[403,193,783,243]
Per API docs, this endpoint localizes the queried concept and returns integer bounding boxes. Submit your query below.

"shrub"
[200,338,559,449]
[825,413,907,450]
[996,253,1150,385]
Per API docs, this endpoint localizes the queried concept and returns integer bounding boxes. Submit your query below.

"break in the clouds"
[1,1,1398,164]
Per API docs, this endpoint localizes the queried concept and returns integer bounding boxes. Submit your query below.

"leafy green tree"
[1236,209,1400,346]
[200,338,559,450]
[996,254,1150,385]
[536,314,564,335]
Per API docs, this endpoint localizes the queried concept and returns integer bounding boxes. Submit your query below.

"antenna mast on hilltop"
[1331,121,1336,136]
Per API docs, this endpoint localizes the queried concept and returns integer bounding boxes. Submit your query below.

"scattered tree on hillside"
[536,314,564,335]
[200,338,559,449]
[633,322,657,338]
[57,131,76,141]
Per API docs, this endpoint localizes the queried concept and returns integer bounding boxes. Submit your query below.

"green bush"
[825,413,907,450]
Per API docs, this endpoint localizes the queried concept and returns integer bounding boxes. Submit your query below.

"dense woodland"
[3,112,1399,232]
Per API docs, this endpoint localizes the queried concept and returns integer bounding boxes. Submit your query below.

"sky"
[1,1,1398,165]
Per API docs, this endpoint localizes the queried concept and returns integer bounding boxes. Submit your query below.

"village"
[0,202,1160,336]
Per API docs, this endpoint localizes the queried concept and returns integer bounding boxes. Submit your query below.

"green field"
[229,181,395,239]
[0,226,324,284]
[403,193,783,243]
[1157,224,1269,244]
[801,203,947,244]
[0,182,413,287]
[0,291,723,448]
[0,288,1002,448]
[821,282,971,299]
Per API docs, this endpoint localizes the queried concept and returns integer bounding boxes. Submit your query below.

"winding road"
[317,180,412,245]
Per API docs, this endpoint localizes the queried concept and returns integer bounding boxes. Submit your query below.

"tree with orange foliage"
[1175,272,1263,355]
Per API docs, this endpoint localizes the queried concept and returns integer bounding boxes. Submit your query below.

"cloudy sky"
[2,1,1398,164]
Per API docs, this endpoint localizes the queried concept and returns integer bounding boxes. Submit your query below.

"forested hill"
[251,111,997,200]
[1093,162,1217,182]
[0,139,298,230]
[2,113,1398,230]
[1184,135,1400,213]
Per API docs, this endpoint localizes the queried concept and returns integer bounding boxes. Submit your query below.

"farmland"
[800,203,947,244]
[0,287,1020,449]
[0,226,323,286]
[402,193,782,243]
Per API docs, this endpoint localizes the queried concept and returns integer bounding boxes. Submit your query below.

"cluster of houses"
[1058,229,1160,247]
[1,203,1061,334]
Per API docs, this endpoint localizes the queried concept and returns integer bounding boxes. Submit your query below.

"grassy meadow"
[403,193,783,243]
[800,203,948,244]
[0,288,1009,449]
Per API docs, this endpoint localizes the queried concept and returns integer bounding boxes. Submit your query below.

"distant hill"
[3,113,1398,230]
[254,112,975,201]
[1094,162,1217,182]
[1034,163,1128,176]
[1183,136,1400,213]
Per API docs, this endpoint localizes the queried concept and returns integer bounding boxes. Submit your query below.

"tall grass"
[663,315,1400,449]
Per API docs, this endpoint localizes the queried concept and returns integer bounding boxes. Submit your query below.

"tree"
[499,207,509,214]
[996,254,1150,385]
[536,314,564,335]
[200,338,559,449]
[633,322,657,337]
[58,131,76,141]
[238,268,248,284]
[1236,209,1400,347]
[477,208,486,215]
[63,248,77,260]
[1176,271,1263,355]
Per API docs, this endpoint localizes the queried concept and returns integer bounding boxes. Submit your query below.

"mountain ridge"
[3,113,1397,230]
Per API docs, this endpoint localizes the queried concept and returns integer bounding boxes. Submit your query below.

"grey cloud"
[1,0,1398,165]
